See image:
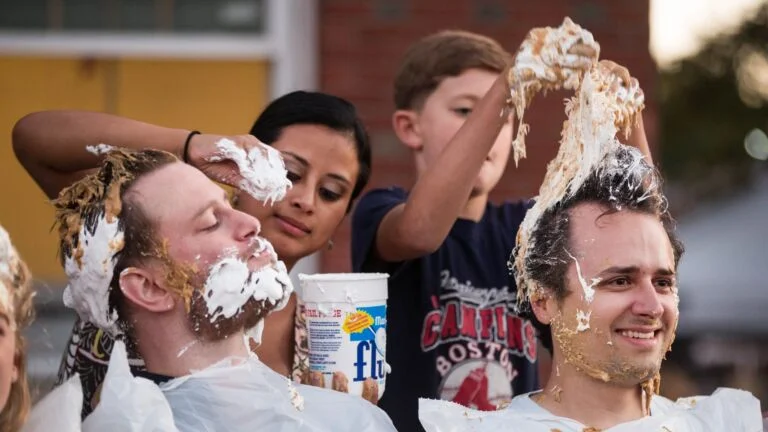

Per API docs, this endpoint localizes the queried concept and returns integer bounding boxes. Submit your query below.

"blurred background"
[0,0,765,407]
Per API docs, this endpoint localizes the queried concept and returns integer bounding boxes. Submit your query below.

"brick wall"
[318,0,657,272]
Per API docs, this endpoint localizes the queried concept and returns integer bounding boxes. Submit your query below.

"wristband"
[182,130,201,164]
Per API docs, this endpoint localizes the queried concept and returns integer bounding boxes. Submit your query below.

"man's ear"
[119,267,176,313]
[392,109,423,151]
[531,289,559,325]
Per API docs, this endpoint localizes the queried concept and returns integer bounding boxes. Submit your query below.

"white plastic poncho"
[159,347,396,431]
[418,389,764,432]
[22,341,179,432]
[24,340,395,432]
[21,374,83,432]
[83,342,180,431]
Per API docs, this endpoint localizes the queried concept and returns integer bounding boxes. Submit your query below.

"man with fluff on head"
[418,29,763,431]
[28,148,395,431]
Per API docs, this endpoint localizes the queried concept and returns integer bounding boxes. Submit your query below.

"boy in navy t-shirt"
[351,30,650,431]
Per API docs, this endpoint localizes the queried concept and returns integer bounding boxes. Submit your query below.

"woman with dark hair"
[12,90,372,415]
[241,91,371,381]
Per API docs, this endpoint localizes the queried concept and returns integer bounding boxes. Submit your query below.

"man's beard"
[551,312,674,386]
[187,250,293,342]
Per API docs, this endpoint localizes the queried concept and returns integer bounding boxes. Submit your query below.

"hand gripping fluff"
[508,36,647,305]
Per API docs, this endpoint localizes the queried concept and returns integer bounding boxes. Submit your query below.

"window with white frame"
[0,0,267,33]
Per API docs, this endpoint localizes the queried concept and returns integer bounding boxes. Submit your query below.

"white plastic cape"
[21,374,83,432]
[159,346,396,431]
[419,389,764,432]
[23,340,396,432]
[23,342,180,432]
[83,342,180,431]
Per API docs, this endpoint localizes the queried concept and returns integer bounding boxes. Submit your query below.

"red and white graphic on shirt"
[421,270,538,410]
[440,359,514,410]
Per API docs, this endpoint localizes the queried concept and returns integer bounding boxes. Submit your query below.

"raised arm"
[626,112,652,164]
[373,27,600,263]
[597,60,653,164]
[13,110,261,200]
[374,75,513,262]
[12,111,190,199]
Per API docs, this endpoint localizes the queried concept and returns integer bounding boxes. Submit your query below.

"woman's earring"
[327,240,334,250]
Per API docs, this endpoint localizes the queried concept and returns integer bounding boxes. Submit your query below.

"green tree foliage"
[659,2,768,182]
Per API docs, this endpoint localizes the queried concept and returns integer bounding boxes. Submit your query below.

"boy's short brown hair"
[394,30,512,110]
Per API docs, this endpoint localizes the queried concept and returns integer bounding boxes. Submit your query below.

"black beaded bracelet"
[182,130,201,164]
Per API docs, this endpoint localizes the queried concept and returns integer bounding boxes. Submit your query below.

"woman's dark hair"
[249,91,371,212]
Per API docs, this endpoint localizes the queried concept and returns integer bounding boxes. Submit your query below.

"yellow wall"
[0,56,269,283]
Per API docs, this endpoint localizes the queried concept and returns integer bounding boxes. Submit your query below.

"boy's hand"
[510,17,600,98]
[507,17,600,165]
[597,59,645,137]
[598,59,644,110]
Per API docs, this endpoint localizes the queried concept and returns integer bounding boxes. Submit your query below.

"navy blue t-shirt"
[352,187,540,432]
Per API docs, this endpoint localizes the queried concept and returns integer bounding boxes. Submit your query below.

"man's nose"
[631,279,664,319]
[235,211,261,241]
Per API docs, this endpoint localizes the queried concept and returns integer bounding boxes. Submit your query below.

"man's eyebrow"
[597,266,640,276]
[597,266,676,276]
[191,190,229,221]
[656,268,676,276]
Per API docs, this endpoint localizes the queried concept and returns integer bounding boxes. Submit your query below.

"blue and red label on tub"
[344,305,387,382]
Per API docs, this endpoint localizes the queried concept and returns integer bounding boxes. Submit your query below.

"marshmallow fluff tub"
[22,148,396,432]
[298,273,390,402]
[417,17,764,432]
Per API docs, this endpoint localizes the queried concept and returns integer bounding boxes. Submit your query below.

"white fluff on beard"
[201,244,293,343]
